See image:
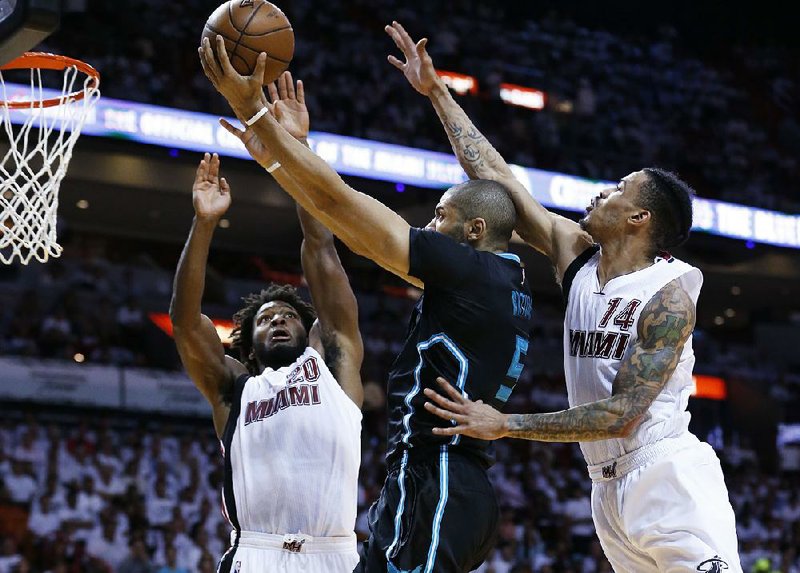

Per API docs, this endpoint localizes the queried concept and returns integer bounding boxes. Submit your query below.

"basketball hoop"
[0,52,100,265]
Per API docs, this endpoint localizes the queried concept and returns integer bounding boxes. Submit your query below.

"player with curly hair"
[169,74,363,573]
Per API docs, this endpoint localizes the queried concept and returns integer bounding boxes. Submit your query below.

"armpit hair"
[320,327,342,381]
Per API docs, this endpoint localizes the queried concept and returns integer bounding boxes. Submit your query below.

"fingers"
[296,80,305,105]
[435,377,467,403]
[252,52,267,84]
[194,153,210,184]
[215,35,237,76]
[278,70,289,100]
[423,401,466,424]
[392,21,417,53]
[416,38,429,57]
[384,24,406,55]
[285,71,296,100]
[422,387,460,411]
[207,153,221,181]
[198,39,222,85]
[219,118,244,140]
[267,82,279,104]
[387,55,405,71]
[220,177,231,195]
[431,426,461,437]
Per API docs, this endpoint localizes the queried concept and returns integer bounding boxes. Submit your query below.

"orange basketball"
[201,0,294,85]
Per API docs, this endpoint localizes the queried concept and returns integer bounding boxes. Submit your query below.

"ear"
[466,217,487,241]
[628,209,651,228]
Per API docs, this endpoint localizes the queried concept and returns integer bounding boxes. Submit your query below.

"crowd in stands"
[1,392,799,572]
[0,231,799,572]
[1,2,798,571]
[35,1,800,213]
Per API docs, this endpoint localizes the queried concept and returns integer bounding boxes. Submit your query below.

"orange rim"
[0,52,100,109]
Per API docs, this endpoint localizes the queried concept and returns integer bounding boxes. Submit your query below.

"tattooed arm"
[385,22,592,278]
[423,279,696,442]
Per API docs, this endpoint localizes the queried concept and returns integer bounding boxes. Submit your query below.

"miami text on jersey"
[244,356,322,425]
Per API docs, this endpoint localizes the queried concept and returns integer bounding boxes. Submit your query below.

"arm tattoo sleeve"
[432,91,512,180]
[507,279,696,442]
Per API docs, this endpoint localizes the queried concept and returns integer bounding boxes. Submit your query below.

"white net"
[0,59,100,264]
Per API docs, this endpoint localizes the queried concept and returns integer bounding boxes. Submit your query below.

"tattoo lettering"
[445,121,463,140]
[436,101,511,181]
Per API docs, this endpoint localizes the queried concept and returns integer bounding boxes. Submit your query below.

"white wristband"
[245,106,269,127]
[266,161,281,173]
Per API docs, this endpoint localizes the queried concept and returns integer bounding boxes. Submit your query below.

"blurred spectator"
[0,537,21,573]
[117,539,154,573]
[155,546,189,573]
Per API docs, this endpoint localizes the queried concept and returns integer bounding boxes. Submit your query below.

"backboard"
[0,0,60,66]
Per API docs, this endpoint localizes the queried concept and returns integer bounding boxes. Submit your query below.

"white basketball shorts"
[588,434,742,573]
[219,530,360,573]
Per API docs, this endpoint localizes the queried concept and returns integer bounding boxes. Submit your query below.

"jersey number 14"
[598,298,641,331]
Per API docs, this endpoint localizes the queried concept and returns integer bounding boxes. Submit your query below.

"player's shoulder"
[560,244,600,304]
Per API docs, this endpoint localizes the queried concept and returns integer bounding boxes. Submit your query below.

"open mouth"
[270,328,291,342]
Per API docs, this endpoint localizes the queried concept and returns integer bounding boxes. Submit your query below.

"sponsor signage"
[436,70,479,95]
[4,83,799,249]
[499,82,546,110]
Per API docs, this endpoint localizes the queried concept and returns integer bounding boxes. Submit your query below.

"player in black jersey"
[200,38,537,573]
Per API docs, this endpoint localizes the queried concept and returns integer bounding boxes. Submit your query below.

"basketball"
[201,0,294,85]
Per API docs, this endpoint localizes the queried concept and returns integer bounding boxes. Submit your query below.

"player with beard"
[169,76,363,572]
[199,44,536,572]
[385,22,742,573]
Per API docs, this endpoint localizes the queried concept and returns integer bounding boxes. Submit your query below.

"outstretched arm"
[298,203,365,408]
[169,154,247,438]
[385,22,593,278]
[259,72,365,407]
[199,37,422,289]
[423,279,696,442]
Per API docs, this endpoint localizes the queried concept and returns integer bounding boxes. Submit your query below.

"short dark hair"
[638,168,695,254]
[446,179,517,245]
[230,284,316,375]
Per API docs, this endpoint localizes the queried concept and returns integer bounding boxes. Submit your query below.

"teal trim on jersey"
[385,450,410,561]
[496,252,521,264]
[424,446,450,573]
[387,564,423,573]
[403,333,469,448]
[495,385,513,403]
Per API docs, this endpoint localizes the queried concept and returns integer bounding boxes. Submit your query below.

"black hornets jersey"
[385,228,535,465]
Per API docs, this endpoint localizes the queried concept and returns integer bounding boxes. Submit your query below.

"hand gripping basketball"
[201,0,294,86]
[199,35,267,121]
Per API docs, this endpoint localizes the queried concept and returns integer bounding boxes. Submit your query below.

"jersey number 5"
[495,335,529,404]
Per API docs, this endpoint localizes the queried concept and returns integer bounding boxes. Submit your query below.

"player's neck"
[596,238,653,288]
[469,238,508,254]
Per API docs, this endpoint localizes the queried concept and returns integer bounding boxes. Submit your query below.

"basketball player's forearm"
[244,109,358,222]
[428,81,514,181]
[506,401,640,442]
[281,168,374,260]
[170,218,216,325]
[245,109,416,273]
[428,83,556,250]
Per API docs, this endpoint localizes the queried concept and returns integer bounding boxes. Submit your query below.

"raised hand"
[423,377,509,441]
[218,115,275,168]
[268,71,310,142]
[385,21,438,96]
[193,153,231,221]
[199,35,266,120]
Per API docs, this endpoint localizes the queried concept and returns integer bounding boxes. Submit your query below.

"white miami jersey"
[563,248,703,467]
[220,347,361,537]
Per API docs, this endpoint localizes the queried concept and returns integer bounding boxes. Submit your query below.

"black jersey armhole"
[220,373,248,532]
[561,245,600,309]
